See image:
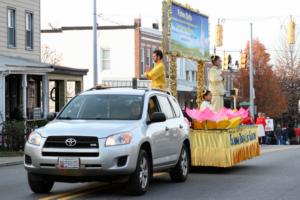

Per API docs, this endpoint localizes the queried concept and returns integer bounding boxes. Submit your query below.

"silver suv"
[24,87,190,195]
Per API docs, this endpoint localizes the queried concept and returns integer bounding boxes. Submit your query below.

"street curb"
[0,161,23,167]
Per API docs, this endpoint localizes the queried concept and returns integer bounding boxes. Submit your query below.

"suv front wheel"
[169,144,189,182]
[127,149,150,195]
[28,173,54,193]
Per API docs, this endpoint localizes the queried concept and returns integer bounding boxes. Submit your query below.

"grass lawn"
[0,149,24,157]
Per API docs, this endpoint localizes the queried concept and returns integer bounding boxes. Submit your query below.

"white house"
[42,23,137,90]
[41,19,199,107]
[0,0,53,122]
[0,0,88,124]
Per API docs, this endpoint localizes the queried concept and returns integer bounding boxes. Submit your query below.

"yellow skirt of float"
[190,126,260,168]
[192,118,239,130]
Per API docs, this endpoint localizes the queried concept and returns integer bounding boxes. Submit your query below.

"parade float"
[162,0,260,167]
[186,107,259,167]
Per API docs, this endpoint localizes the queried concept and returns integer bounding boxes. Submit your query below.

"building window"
[151,47,155,66]
[146,48,151,67]
[180,58,184,77]
[7,8,16,47]
[227,75,231,90]
[101,48,110,70]
[141,47,145,74]
[186,71,190,81]
[25,12,33,49]
[192,71,195,81]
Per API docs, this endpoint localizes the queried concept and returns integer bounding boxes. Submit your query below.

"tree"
[274,29,300,125]
[41,45,63,65]
[235,39,287,118]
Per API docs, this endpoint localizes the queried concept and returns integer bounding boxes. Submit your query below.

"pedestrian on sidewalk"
[256,112,267,144]
[282,125,288,145]
[294,127,300,144]
[287,124,295,145]
[275,124,283,145]
[241,110,254,125]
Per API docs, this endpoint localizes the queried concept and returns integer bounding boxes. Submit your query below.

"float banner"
[190,126,260,167]
[169,2,209,60]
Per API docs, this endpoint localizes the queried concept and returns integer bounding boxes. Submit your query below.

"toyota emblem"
[65,138,77,147]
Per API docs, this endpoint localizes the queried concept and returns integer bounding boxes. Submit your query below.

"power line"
[211,48,297,53]
[97,14,123,26]
[211,15,300,22]
[100,13,300,22]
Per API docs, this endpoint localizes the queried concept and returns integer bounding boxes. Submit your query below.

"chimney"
[152,23,159,30]
[134,18,141,28]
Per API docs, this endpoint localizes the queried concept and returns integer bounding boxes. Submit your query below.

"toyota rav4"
[24,87,190,195]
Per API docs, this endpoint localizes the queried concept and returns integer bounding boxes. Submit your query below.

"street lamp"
[249,23,255,117]
[93,0,98,86]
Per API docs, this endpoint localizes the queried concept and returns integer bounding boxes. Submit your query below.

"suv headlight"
[27,131,42,146]
[105,132,132,147]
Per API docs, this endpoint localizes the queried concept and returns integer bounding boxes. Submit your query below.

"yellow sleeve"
[144,71,150,79]
[147,63,165,80]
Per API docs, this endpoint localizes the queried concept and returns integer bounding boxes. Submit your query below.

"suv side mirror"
[47,112,57,121]
[150,112,166,123]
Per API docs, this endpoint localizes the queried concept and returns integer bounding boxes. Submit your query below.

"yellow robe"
[144,61,166,91]
[208,66,225,112]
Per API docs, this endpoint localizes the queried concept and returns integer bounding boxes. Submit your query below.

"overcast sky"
[41,0,300,64]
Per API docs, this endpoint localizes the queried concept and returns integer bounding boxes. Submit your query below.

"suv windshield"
[58,94,144,120]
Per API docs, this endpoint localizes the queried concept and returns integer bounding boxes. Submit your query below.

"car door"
[146,95,170,167]
[156,95,179,163]
[168,96,185,155]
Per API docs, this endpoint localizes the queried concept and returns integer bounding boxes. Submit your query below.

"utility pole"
[93,0,98,86]
[249,23,255,117]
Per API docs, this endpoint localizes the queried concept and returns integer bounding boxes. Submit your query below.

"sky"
[41,0,300,65]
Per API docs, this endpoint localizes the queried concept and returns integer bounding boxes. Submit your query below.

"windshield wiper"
[78,117,106,120]
[58,117,74,120]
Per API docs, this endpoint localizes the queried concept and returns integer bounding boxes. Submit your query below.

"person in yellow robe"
[144,50,166,91]
[208,55,225,112]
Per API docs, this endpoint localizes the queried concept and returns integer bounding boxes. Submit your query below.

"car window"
[147,96,160,121]
[59,96,85,118]
[58,94,143,120]
[168,96,181,118]
[157,95,175,119]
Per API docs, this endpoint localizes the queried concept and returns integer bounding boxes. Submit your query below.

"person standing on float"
[208,55,225,112]
[144,50,167,91]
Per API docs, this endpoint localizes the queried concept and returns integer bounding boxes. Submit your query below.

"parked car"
[24,87,190,195]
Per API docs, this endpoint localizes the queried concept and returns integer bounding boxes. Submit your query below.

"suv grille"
[42,152,99,157]
[44,136,99,148]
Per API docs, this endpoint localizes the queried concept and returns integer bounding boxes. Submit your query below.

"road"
[1,145,300,200]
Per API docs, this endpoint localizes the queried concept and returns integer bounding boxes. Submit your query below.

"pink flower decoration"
[186,107,250,122]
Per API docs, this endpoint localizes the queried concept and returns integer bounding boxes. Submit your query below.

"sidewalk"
[0,156,23,167]
[260,145,300,154]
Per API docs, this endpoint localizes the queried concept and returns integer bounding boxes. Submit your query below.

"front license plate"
[58,157,80,169]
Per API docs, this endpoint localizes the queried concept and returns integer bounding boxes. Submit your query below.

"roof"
[41,25,136,33]
[0,55,51,68]
[51,65,89,76]
[82,88,147,96]
[81,87,169,96]
[0,55,89,76]
[0,55,53,74]
[140,27,162,38]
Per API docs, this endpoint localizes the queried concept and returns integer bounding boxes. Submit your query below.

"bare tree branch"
[41,45,63,65]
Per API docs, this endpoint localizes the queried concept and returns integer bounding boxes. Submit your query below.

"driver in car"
[130,103,142,119]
